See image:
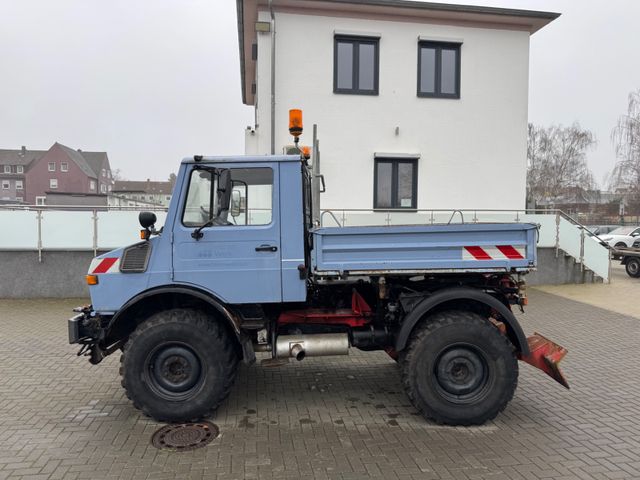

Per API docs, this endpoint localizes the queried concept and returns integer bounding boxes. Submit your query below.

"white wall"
[252,11,530,211]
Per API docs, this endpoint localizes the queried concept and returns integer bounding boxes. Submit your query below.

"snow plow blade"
[519,333,569,389]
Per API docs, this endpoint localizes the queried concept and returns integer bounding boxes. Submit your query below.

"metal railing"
[0,205,612,281]
[0,205,168,261]
[0,204,269,261]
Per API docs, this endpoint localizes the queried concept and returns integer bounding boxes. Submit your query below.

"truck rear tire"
[625,257,640,277]
[401,310,518,426]
[120,308,239,422]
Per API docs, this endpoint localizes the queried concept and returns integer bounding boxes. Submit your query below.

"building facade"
[0,143,113,205]
[25,143,114,205]
[237,0,558,211]
[110,180,174,208]
[0,147,47,203]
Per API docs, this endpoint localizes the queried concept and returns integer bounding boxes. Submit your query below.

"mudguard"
[394,287,530,356]
[107,285,242,338]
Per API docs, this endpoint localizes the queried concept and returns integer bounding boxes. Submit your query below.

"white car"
[600,226,640,248]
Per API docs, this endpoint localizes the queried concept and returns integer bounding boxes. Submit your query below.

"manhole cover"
[151,421,219,451]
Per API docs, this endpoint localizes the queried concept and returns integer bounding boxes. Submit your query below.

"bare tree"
[527,123,597,205]
[111,168,125,181]
[609,90,640,208]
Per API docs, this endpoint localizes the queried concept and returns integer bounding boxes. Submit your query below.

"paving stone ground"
[1,285,639,479]
[536,263,640,319]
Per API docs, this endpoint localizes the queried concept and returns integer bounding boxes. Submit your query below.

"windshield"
[609,226,635,236]
[182,169,218,227]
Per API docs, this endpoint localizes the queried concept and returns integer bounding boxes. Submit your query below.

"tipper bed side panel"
[311,223,537,274]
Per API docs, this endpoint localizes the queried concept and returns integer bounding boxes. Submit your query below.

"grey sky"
[1,0,638,186]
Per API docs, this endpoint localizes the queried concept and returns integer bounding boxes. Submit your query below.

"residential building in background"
[237,0,558,211]
[0,146,47,204]
[110,180,174,208]
[0,142,113,205]
[26,143,113,205]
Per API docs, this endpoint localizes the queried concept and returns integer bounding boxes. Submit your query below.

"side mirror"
[216,169,233,215]
[632,232,640,237]
[139,211,157,229]
[230,190,242,217]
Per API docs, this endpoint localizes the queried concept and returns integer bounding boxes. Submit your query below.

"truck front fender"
[395,287,530,356]
[106,285,242,341]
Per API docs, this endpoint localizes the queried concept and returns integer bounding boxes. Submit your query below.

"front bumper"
[68,306,104,344]
[68,307,120,364]
[68,313,84,344]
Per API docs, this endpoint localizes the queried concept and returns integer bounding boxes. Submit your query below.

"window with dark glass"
[374,158,417,209]
[334,36,379,95]
[418,41,461,98]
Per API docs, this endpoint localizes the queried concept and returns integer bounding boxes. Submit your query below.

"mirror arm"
[191,219,213,240]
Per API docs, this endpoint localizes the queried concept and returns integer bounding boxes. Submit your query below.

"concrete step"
[527,247,603,285]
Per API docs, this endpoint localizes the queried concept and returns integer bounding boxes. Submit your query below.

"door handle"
[255,244,278,252]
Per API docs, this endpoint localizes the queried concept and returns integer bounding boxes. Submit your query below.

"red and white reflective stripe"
[89,257,120,274]
[463,245,525,261]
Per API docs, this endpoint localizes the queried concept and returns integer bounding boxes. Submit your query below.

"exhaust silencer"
[275,333,349,361]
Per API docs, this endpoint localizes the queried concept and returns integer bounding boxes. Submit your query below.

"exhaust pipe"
[275,333,349,360]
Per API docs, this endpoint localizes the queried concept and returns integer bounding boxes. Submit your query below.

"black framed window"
[418,41,461,98]
[374,158,417,209]
[334,36,379,95]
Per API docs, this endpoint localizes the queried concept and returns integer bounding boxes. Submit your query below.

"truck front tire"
[120,308,239,422]
[401,310,518,426]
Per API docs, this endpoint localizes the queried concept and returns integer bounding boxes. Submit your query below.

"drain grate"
[151,421,219,451]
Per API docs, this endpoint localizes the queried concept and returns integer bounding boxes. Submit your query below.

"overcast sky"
[1,0,638,186]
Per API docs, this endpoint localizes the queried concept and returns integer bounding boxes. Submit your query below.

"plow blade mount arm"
[519,333,569,389]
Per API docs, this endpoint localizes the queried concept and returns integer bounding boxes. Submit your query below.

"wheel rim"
[433,344,491,403]
[629,260,639,275]
[145,343,204,401]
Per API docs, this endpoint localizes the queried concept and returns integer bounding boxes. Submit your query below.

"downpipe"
[275,333,349,361]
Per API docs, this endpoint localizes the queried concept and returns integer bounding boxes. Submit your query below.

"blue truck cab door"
[172,161,282,304]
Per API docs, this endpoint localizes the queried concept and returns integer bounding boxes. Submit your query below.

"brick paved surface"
[536,263,640,319]
[1,290,639,480]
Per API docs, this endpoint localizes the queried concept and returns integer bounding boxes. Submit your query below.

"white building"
[109,180,173,208]
[236,0,558,212]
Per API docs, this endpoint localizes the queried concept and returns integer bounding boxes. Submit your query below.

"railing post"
[579,228,585,271]
[36,209,43,263]
[92,209,98,257]
[555,212,561,258]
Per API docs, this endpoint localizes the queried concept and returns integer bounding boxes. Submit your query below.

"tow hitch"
[69,305,121,365]
[519,333,569,389]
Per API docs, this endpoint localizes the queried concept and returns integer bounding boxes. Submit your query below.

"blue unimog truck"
[69,113,568,426]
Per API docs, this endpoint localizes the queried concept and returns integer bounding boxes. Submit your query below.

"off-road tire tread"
[120,308,239,422]
[400,310,518,426]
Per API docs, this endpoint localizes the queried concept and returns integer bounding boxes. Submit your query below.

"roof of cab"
[181,155,301,164]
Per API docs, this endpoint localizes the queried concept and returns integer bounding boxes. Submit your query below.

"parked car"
[600,226,640,248]
[580,226,609,246]
[586,225,621,236]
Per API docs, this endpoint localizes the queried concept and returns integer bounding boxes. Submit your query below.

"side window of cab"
[182,167,273,227]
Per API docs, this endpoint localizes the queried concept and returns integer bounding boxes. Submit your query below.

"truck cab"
[70,131,568,426]
[86,155,309,316]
